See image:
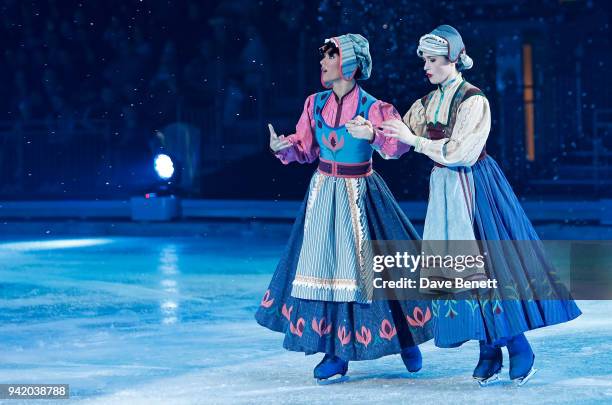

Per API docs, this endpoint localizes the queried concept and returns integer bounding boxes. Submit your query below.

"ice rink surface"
[0,235,610,404]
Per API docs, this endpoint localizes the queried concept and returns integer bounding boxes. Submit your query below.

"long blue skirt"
[432,156,581,348]
[255,171,434,361]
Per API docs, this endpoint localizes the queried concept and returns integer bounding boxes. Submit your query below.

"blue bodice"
[313,87,377,164]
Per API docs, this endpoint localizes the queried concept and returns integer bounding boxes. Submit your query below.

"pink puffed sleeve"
[274,94,320,164]
[368,100,412,159]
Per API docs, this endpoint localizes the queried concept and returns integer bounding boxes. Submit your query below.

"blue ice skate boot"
[473,341,503,386]
[400,346,423,373]
[313,354,349,384]
[507,333,537,386]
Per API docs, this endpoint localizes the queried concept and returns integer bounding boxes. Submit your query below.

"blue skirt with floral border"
[255,171,434,361]
[431,156,582,348]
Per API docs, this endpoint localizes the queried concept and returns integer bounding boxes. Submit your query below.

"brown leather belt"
[318,158,372,177]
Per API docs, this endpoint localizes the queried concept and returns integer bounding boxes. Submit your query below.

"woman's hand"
[268,123,292,152]
[380,119,418,146]
[346,115,374,141]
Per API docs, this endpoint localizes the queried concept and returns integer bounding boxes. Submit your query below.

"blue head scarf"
[417,25,474,71]
[321,33,372,88]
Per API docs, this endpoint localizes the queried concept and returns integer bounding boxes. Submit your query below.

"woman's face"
[320,49,341,83]
[422,53,456,85]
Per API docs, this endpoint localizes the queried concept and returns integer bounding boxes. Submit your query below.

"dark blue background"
[0,0,610,200]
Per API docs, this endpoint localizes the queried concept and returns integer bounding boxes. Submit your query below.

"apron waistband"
[318,158,373,178]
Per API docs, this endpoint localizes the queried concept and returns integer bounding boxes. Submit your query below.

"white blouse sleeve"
[413,95,491,167]
[402,99,427,138]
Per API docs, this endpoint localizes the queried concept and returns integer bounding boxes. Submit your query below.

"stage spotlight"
[154,154,175,180]
[132,152,180,221]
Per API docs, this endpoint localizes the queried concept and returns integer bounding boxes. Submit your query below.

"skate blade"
[474,373,501,387]
[514,367,538,387]
[316,374,349,385]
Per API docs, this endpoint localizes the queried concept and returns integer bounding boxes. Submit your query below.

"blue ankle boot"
[473,340,503,386]
[313,354,349,383]
[507,333,537,385]
[401,346,423,372]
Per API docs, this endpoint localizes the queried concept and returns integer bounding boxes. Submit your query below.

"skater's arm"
[413,95,491,167]
[376,99,429,156]
[272,95,319,164]
[402,99,427,138]
[368,101,411,160]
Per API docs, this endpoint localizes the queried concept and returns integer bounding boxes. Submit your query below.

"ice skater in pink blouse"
[255,34,433,384]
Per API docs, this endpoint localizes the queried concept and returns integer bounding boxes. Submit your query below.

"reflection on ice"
[0,238,113,251]
[158,244,180,325]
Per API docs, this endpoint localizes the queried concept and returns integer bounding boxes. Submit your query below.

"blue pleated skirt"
[255,171,434,361]
[431,156,581,348]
